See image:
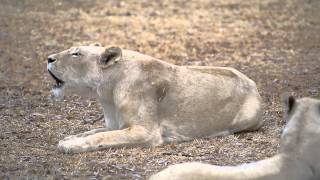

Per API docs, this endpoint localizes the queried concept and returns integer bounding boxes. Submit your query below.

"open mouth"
[48,70,64,88]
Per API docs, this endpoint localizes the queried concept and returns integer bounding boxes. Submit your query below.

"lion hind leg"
[232,94,263,132]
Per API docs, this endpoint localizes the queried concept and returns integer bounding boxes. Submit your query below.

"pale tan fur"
[47,45,263,154]
[150,97,320,180]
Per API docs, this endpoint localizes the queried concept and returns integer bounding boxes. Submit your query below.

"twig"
[83,114,104,124]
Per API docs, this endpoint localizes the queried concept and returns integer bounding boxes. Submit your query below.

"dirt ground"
[0,0,319,179]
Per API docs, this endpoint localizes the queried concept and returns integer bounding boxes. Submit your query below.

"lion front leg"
[58,125,161,154]
[62,127,110,141]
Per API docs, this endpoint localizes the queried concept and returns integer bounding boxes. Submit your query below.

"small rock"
[308,88,318,95]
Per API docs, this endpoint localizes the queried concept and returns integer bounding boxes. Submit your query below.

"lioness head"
[280,96,320,156]
[47,44,122,99]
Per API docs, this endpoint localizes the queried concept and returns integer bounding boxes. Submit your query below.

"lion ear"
[99,47,122,67]
[282,93,295,114]
[89,42,102,47]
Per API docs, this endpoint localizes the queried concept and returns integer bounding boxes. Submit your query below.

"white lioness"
[150,96,320,180]
[47,44,263,154]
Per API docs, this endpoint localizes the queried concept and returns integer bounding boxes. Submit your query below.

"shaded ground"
[0,0,319,179]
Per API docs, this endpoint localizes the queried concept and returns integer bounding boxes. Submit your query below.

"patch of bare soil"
[0,0,319,179]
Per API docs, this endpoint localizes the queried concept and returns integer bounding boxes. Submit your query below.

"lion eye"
[71,52,81,57]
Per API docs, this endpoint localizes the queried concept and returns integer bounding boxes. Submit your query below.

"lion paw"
[57,138,90,154]
[62,135,78,141]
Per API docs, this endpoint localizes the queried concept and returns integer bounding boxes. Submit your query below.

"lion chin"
[51,87,64,100]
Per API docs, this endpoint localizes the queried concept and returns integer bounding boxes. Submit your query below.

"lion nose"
[48,57,56,63]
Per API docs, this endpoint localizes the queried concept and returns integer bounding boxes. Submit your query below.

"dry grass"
[0,0,319,179]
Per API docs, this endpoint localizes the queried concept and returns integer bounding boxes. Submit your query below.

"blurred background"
[0,0,319,179]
